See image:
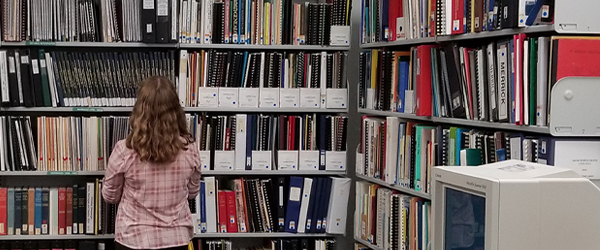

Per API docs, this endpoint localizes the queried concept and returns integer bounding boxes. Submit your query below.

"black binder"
[442,45,466,118]
[142,0,157,43]
[6,50,19,107]
[19,50,35,107]
[156,0,172,43]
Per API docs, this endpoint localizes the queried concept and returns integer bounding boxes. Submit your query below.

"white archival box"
[432,160,600,250]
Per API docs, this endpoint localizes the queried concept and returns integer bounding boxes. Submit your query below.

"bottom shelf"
[0,233,333,240]
[354,237,382,250]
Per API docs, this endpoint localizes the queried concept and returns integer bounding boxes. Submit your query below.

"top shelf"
[0,41,350,51]
[359,109,550,134]
[0,107,349,113]
[360,25,557,48]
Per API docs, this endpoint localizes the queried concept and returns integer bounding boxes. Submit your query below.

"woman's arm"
[102,142,126,204]
[188,150,201,199]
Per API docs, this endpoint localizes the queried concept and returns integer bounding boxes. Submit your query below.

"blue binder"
[14,188,21,235]
[304,178,320,232]
[200,182,207,233]
[41,188,49,235]
[245,114,254,170]
[285,177,304,233]
[317,178,332,233]
[318,115,326,170]
[34,188,42,234]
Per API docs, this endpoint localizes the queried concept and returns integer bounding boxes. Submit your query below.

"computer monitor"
[432,160,600,250]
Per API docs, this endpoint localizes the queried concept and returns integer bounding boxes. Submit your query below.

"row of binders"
[359,36,590,127]
[179,0,351,45]
[355,182,431,250]
[359,116,553,194]
[178,50,348,109]
[0,179,114,236]
[0,0,171,43]
[0,49,177,108]
[361,0,554,43]
[0,241,108,250]
[1,0,351,45]
[190,176,350,234]
[0,116,129,172]
[199,239,336,250]
[188,114,348,172]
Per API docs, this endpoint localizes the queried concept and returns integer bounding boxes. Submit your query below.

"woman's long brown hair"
[126,76,193,163]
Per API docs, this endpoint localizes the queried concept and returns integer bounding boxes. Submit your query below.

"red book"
[514,34,526,125]
[218,190,228,233]
[66,188,73,234]
[451,0,464,34]
[415,45,435,117]
[388,0,399,41]
[429,0,436,37]
[27,188,34,235]
[58,187,66,235]
[225,191,238,233]
[463,48,474,119]
[551,37,600,85]
[0,188,7,235]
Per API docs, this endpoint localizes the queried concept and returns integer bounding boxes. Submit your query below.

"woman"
[102,76,201,250]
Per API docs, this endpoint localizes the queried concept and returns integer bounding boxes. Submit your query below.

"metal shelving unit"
[356,174,431,200]
[359,109,551,134]
[359,25,556,48]
[354,237,383,250]
[180,43,350,51]
[1,107,349,113]
[0,41,350,50]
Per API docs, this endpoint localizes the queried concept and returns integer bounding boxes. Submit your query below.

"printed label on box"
[330,26,350,46]
[198,87,219,107]
[259,88,280,107]
[239,88,259,107]
[326,151,346,171]
[300,88,321,108]
[279,89,300,108]
[252,151,272,170]
[199,151,211,171]
[299,150,320,170]
[278,151,299,170]
[218,87,239,107]
[214,151,235,170]
[326,89,348,109]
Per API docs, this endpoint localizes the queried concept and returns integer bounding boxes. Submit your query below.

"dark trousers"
[115,242,188,250]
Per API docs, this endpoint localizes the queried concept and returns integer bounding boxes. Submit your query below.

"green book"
[461,148,483,166]
[38,50,52,107]
[449,127,457,166]
[529,38,538,125]
[414,125,435,192]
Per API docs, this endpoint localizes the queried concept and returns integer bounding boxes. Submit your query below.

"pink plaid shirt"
[102,139,201,249]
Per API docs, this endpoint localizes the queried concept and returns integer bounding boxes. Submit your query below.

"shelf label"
[47,171,77,175]
[72,107,103,112]
[25,41,56,46]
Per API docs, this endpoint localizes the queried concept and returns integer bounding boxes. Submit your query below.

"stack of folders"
[179,50,348,109]
[0,241,108,250]
[186,114,347,172]
[178,0,351,45]
[0,180,114,237]
[359,116,558,192]
[190,177,350,235]
[361,0,554,43]
[0,116,128,172]
[355,182,431,250]
[0,116,37,172]
[35,116,129,172]
[198,239,336,249]
[0,49,177,108]
[0,0,178,43]
[359,36,557,126]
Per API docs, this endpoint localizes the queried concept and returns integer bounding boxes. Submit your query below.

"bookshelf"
[354,0,600,249]
[0,0,352,247]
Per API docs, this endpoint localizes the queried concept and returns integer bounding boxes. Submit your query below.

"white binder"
[325,177,351,234]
